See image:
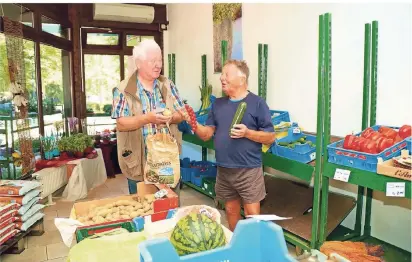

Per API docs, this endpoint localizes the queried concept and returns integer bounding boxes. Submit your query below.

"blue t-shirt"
[205,92,274,168]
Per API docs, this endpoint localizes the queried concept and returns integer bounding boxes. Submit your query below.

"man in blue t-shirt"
[191,60,276,231]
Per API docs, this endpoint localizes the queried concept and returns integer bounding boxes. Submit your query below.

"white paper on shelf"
[245,214,292,221]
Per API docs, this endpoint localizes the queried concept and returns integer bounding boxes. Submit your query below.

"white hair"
[132,39,161,62]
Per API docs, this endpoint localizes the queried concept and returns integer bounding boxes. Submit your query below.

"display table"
[62,148,107,201]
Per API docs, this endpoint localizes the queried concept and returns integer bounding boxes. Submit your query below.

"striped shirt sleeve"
[111,88,130,119]
[169,80,185,110]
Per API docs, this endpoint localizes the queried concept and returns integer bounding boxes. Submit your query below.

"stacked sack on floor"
[0,180,45,240]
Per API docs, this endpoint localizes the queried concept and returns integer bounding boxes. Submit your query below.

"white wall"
[164,3,412,251]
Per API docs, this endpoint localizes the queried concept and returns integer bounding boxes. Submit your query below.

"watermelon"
[170,213,226,256]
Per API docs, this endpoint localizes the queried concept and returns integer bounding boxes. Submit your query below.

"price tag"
[333,168,351,182]
[386,182,405,197]
[310,152,316,161]
[292,127,301,134]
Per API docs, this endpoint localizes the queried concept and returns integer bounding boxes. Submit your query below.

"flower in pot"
[40,135,55,160]
[101,129,111,144]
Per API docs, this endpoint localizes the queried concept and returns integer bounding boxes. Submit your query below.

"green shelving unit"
[317,18,411,261]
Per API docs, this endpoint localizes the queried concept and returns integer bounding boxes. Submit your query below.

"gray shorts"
[215,166,266,204]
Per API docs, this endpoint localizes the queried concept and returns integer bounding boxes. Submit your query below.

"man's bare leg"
[243,202,261,217]
[225,198,242,231]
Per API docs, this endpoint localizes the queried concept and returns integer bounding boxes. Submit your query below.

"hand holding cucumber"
[229,102,247,138]
[230,124,248,138]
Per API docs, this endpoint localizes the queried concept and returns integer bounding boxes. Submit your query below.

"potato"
[106,213,113,221]
[129,211,139,218]
[112,212,121,219]
[96,209,111,217]
[92,215,105,223]
[119,210,129,216]
[77,217,88,223]
[104,203,114,209]
[115,200,135,207]
[144,194,156,204]
[111,207,119,213]
[119,206,126,210]
[83,221,94,226]
[120,214,130,219]
[143,203,152,212]
[134,203,143,209]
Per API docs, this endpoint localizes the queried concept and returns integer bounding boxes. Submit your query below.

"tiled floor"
[1,174,300,262]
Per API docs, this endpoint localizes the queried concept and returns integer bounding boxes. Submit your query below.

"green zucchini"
[229,102,247,135]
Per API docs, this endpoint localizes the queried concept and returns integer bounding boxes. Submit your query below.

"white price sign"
[292,127,301,134]
[386,182,405,197]
[333,168,351,182]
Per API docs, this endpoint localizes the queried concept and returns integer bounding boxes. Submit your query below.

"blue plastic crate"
[270,134,317,163]
[327,125,408,172]
[406,137,411,154]
[139,218,297,262]
[180,158,192,182]
[133,209,177,231]
[270,110,290,125]
[190,161,217,187]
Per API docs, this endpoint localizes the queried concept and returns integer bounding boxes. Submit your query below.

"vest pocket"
[121,151,141,178]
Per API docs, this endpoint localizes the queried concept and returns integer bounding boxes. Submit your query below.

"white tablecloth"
[62,149,107,201]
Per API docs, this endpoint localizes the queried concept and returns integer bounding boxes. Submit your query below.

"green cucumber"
[229,102,247,135]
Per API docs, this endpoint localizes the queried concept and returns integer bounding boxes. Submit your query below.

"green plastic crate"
[76,220,136,243]
[202,177,216,197]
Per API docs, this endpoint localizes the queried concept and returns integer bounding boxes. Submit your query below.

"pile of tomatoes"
[343,125,411,154]
[184,104,198,132]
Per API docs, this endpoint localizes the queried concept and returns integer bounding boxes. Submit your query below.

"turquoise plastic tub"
[139,218,297,262]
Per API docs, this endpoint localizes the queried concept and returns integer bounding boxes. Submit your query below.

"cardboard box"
[70,182,178,227]
[377,150,411,181]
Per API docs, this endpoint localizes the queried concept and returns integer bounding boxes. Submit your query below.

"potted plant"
[58,136,70,160]
[40,136,55,160]
[73,134,87,158]
[94,132,101,145]
[101,129,111,144]
[83,134,94,154]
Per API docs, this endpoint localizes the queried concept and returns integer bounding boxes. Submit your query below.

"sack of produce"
[173,205,221,224]
[144,132,180,188]
[0,180,41,196]
[0,189,41,205]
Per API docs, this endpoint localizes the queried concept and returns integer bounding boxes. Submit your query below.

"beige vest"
[115,71,182,181]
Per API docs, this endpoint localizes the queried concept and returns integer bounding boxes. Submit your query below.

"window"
[0,33,40,179]
[40,44,71,136]
[126,35,154,47]
[41,16,70,39]
[0,4,34,27]
[86,33,119,45]
[84,54,119,133]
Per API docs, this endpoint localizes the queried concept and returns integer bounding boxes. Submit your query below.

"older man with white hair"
[111,39,185,196]
[188,60,276,231]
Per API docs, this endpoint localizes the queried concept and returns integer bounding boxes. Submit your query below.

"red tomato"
[399,125,412,139]
[354,137,368,152]
[370,131,382,141]
[378,126,398,140]
[361,140,378,154]
[377,138,394,152]
[343,135,357,150]
[361,127,374,139]
[394,135,403,143]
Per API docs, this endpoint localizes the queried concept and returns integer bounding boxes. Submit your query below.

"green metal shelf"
[182,134,314,182]
[324,162,411,199]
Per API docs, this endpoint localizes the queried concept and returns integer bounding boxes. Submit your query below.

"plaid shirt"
[111,78,184,141]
